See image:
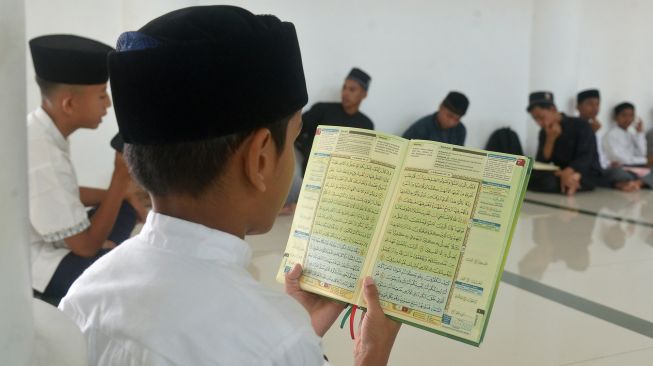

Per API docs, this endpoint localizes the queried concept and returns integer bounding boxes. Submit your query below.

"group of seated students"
[292,71,651,198]
[527,89,652,195]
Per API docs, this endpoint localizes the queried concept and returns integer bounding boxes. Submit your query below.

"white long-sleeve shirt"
[603,126,647,165]
[60,212,324,366]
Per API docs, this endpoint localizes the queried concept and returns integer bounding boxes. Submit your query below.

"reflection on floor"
[246,188,653,366]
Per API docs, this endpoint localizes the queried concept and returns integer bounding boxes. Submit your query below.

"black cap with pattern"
[527,91,555,111]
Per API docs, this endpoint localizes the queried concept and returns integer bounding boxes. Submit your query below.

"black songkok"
[614,102,635,116]
[577,89,600,104]
[110,133,124,153]
[527,91,555,112]
[109,5,308,145]
[442,91,469,116]
[347,68,371,91]
[29,34,113,84]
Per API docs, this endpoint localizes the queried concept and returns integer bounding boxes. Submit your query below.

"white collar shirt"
[28,107,90,292]
[60,212,324,366]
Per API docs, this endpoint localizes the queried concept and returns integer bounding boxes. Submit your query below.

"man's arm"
[569,122,597,172]
[296,104,322,159]
[401,119,421,140]
[64,153,131,257]
[458,123,467,146]
[535,129,547,162]
[541,123,561,161]
[632,127,648,162]
[79,186,106,207]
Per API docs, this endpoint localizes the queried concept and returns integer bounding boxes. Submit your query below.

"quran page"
[276,126,408,303]
[361,140,531,345]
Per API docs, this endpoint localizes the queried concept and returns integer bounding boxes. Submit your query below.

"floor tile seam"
[501,271,653,339]
[557,344,653,366]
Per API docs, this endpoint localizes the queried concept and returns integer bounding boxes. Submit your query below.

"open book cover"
[276,125,531,346]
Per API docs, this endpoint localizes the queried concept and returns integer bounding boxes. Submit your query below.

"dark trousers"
[528,170,597,193]
[38,200,137,304]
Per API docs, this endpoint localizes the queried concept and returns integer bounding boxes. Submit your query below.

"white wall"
[23,0,653,183]
[212,0,535,149]
[576,0,653,143]
[1,0,34,364]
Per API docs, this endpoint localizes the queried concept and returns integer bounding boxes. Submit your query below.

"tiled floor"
[246,188,653,365]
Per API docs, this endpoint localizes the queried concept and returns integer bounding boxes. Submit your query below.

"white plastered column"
[0,0,35,364]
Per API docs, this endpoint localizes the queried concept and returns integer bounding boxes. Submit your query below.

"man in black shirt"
[527,91,601,195]
[295,68,374,175]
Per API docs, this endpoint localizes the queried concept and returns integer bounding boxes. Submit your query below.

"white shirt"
[59,212,324,366]
[28,107,90,292]
[603,126,648,165]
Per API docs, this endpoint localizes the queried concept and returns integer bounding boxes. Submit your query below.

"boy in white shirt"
[28,35,146,304]
[60,6,401,366]
[603,102,653,188]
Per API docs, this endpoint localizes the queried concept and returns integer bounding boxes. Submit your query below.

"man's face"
[529,105,558,128]
[577,97,600,119]
[615,108,635,130]
[72,83,112,129]
[436,105,462,129]
[341,79,367,110]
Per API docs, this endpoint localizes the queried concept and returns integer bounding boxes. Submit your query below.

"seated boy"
[402,91,469,146]
[60,6,400,366]
[603,102,653,188]
[576,89,644,191]
[28,34,145,303]
[527,91,601,195]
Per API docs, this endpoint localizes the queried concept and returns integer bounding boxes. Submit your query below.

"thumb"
[284,263,303,294]
[362,277,383,314]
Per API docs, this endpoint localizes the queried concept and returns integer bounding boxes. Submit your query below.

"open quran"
[276,125,531,346]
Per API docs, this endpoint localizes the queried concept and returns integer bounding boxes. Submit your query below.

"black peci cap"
[346,67,371,91]
[577,89,600,104]
[527,91,555,112]
[29,34,113,84]
[109,5,308,145]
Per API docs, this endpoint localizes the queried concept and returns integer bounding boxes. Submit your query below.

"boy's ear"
[243,128,275,193]
[60,90,76,116]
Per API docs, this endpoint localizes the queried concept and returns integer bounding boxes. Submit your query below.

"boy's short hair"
[613,102,635,117]
[35,75,61,97]
[123,116,290,198]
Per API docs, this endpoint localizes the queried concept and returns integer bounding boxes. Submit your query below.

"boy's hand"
[635,118,644,133]
[112,152,131,184]
[284,264,345,337]
[545,122,562,140]
[555,167,581,195]
[589,118,602,133]
[354,277,402,366]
